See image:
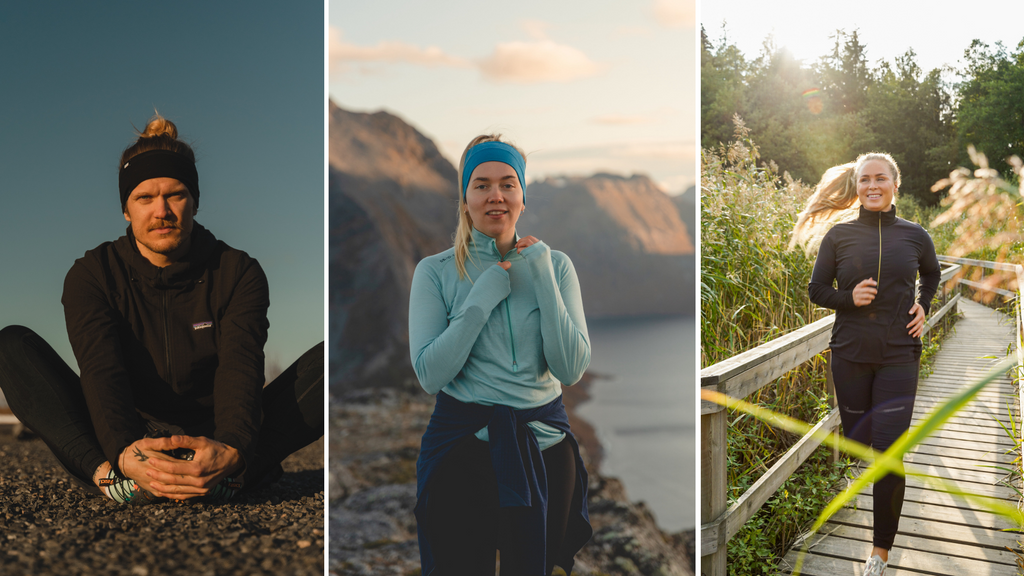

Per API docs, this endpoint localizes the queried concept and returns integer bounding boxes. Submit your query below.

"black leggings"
[831,356,918,550]
[0,325,323,492]
[425,435,576,576]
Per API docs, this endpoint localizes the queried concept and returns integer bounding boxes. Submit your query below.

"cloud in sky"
[330,26,603,85]
[329,28,470,73]
[652,0,694,28]
[478,40,604,84]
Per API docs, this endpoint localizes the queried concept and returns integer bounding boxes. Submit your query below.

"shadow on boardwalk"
[0,433,324,576]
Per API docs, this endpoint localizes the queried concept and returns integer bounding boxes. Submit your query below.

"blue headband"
[461,141,526,204]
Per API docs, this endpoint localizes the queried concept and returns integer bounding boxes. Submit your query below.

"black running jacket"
[809,206,941,364]
[62,223,269,475]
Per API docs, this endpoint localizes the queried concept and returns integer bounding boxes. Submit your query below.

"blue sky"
[0,1,324,397]
[329,0,695,194]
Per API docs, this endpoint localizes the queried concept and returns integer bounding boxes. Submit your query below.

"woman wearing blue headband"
[408,134,593,574]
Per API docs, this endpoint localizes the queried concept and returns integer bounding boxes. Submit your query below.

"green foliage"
[728,452,849,576]
[699,28,1024,202]
[701,25,751,149]
[864,51,957,205]
[957,40,1024,177]
[816,29,870,114]
[741,39,825,183]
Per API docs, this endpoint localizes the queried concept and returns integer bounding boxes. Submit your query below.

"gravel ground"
[0,433,324,576]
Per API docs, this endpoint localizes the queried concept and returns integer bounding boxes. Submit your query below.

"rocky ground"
[329,385,695,576]
[0,432,324,576]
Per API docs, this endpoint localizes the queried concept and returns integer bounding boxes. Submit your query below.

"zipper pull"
[877,219,882,290]
[512,361,519,373]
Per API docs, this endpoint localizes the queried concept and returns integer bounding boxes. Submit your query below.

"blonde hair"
[120,113,195,167]
[453,134,527,280]
[790,152,900,253]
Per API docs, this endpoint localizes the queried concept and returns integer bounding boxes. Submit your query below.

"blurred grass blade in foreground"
[704,354,1022,575]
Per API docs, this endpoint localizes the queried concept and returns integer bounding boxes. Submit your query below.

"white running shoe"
[864,554,887,576]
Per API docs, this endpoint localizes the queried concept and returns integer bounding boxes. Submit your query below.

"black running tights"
[831,356,918,550]
[425,435,576,575]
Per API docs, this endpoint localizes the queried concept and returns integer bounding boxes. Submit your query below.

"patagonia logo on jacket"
[192,321,213,331]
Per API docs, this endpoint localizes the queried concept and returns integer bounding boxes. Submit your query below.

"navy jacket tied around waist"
[415,392,592,575]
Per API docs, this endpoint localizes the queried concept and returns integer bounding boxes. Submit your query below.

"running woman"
[791,152,941,575]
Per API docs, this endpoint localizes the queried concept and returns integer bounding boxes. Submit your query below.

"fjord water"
[576,315,695,532]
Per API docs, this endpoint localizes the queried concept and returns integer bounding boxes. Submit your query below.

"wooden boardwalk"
[779,299,1022,575]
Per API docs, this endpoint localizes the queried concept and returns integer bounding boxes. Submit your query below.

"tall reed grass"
[702,120,841,574]
[701,118,820,368]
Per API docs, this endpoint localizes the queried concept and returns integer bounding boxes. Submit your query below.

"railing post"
[701,408,727,576]
[824,350,839,465]
[1015,266,1023,406]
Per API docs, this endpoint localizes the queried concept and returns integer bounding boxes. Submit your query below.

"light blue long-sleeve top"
[408,227,591,450]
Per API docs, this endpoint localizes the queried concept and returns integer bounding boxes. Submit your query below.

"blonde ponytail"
[790,152,901,254]
[789,162,859,253]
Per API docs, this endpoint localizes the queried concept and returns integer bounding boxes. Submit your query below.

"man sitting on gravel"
[0,115,323,505]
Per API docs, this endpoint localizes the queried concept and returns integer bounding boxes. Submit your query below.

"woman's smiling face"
[465,161,523,246]
[856,158,897,212]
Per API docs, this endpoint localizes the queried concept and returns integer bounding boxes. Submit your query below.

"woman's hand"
[852,278,877,307]
[515,236,540,253]
[496,236,541,272]
[906,302,926,338]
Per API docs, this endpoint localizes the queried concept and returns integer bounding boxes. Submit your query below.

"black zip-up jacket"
[62,222,269,475]
[809,206,941,364]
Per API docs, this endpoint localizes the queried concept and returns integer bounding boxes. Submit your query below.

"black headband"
[118,149,200,210]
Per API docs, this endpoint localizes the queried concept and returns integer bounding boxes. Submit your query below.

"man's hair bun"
[140,116,178,140]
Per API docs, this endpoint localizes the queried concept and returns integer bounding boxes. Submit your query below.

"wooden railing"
[699,262,963,576]
[936,255,1024,432]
